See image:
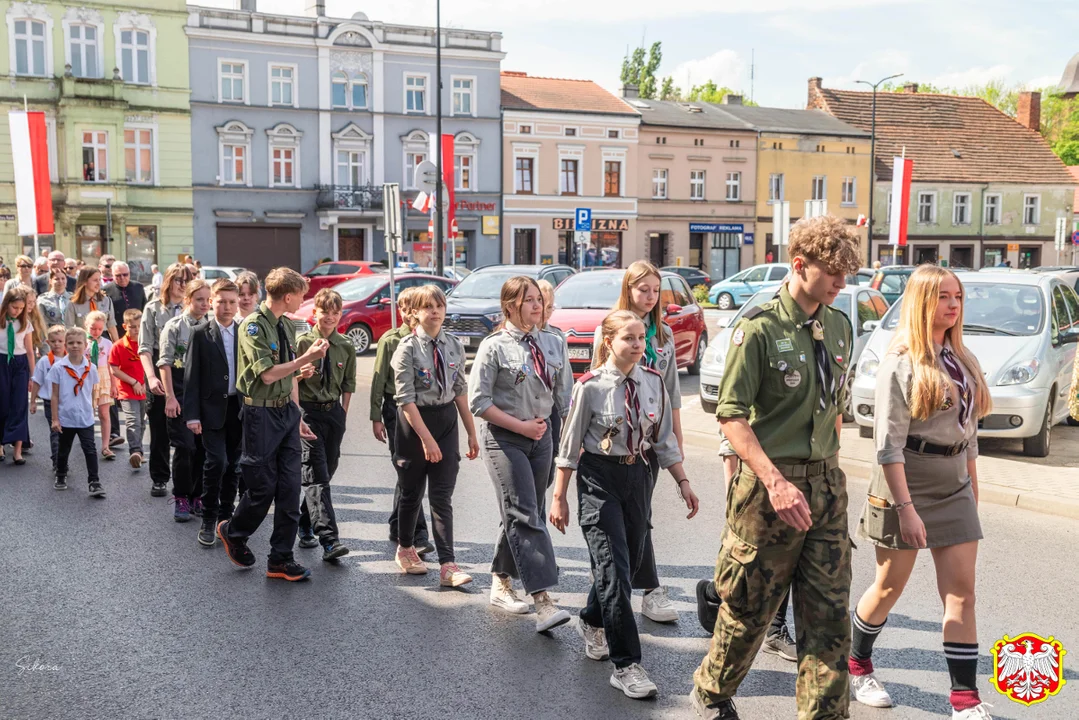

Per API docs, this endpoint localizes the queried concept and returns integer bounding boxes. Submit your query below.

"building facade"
[501,72,640,268]
[1,0,193,283]
[186,1,503,278]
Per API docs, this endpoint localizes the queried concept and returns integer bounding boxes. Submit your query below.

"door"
[513,228,536,265]
[689,232,704,269]
[949,245,973,270]
[217,224,301,282]
[649,233,668,267]
[338,228,366,261]
[709,232,740,281]
[739,265,769,302]
[1050,284,1077,422]
[661,276,695,360]
[983,245,1007,268]
[1019,246,1041,269]
[303,263,335,297]
[913,245,938,265]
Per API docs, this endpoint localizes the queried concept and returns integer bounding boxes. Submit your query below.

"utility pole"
[856,73,903,262]
[434,0,444,276]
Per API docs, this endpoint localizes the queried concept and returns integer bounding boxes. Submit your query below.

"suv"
[869,265,916,305]
[443,264,576,350]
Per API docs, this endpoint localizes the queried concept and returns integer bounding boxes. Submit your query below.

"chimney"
[723,94,743,105]
[902,82,919,93]
[305,0,325,17]
[807,76,823,109]
[621,83,639,99]
[1017,91,1042,131]
[238,0,256,10]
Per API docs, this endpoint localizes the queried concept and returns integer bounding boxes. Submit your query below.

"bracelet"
[893,500,914,511]
[676,478,690,485]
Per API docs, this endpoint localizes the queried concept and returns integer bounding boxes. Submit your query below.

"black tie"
[276,321,293,364]
[804,317,834,411]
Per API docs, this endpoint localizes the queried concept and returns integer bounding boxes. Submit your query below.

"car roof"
[954,271,1054,287]
[473,264,574,273]
[876,265,916,272]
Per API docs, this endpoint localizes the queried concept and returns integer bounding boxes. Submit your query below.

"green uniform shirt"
[297,328,356,403]
[237,302,297,401]
[370,324,411,421]
[716,285,852,461]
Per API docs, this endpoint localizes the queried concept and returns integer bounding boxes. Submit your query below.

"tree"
[685,80,757,105]
[659,76,681,101]
[620,42,662,99]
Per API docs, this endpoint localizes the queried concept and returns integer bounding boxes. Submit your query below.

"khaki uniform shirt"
[65,294,117,332]
[392,326,467,407]
[370,325,411,421]
[468,321,572,422]
[297,329,356,404]
[157,312,209,370]
[591,314,681,410]
[139,299,182,356]
[237,303,297,401]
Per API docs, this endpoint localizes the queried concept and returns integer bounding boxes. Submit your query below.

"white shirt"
[151,272,163,293]
[218,318,237,395]
[47,356,99,428]
[0,318,32,356]
[32,354,54,401]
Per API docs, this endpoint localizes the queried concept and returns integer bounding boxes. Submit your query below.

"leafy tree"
[659,76,681,101]
[685,80,757,105]
[620,42,662,99]
[1056,140,1079,166]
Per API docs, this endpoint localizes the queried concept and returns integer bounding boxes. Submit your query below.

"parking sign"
[575,208,592,232]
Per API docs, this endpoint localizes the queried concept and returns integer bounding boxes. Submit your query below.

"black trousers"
[167,411,204,501]
[384,392,429,543]
[147,392,171,486]
[394,402,459,564]
[298,403,346,544]
[41,399,60,470]
[577,453,651,668]
[200,395,242,523]
[227,403,302,562]
[109,402,120,440]
[56,426,99,484]
[629,449,661,590]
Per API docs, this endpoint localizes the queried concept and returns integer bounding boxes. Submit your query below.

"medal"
[784,369,802,388]
[600,436,612,453]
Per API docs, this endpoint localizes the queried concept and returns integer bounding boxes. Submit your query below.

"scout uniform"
[224,303,304,563]
[390,326,467,564]
[139,297,182,492]
[63,293,116,333]
[693,283,853,720]
[158,311,209,510]
[38,290,69,329]
[31,351,60,468]
[0,317,33,448]
[543,322,571,485]
[296,325,356,553]
[556,361,680,672]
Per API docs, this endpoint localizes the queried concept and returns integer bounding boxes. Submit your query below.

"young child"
[109,309,148,469]
[84,311,115,461]
[551,310,699,700]
[31,325,67,471]
[49,327,104,497]
[390,285,479,585]
[295,289,356,561]
[159,279,211,522]
[0,286,36,464]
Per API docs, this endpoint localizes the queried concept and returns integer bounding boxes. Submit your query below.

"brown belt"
[243,396,291,409]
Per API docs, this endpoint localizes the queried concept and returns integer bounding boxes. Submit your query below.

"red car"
[549,269,708,378]
[288,273,457,354]
[303,260,388,299]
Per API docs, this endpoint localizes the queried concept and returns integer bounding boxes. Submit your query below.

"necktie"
[432,339,446,395]
[523,333,551,391]
[624,376,641,456]
[804,317,834,411]
[276,320,293,363]
[6,321,14,361]
[940,347,972,428]
[320,342,332,391]
[65,364,91,395]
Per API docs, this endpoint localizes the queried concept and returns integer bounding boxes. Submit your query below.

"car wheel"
[858,425,873,439]
[687,332,708,376]
[841,373,855,423]
[716,293,734,310]
[345,323,372,355]
[1023,397,1053,458]
[700,396,718,415]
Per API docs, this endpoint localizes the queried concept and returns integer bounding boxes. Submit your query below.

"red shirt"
[108,335,146,400]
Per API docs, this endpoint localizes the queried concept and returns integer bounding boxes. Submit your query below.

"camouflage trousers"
[693,454,852,720]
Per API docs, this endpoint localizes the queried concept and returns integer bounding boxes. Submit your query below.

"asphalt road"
[2,369,1077,719]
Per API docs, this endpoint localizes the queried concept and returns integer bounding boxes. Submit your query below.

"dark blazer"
[34,274,76,295]
[105,281,147,336]
[183,319,239,431]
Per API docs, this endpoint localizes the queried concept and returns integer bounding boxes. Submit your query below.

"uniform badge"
[659,359,668,370]
[836,355,844,364]
[599,437,612,453]
[732,329,745,346]
[775,338,794,353]
[246,324,258,336]
[838,339,845,348]
[778,360,788,372]
[514,369,526,385]
[799,353,806,363]
[337,362,344,368]
[990,632,1066,707]
[784,369,802,388]
[173,359,184,369]
[270,343,278,351]
[811,320,825,341]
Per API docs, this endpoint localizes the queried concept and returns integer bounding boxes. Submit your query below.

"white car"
[699,285,890,420]
[199,265,246,281]
[851,272,1079,457]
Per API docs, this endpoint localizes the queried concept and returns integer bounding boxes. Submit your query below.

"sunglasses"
[114,272,130,277]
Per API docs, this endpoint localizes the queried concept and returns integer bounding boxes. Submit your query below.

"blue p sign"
[575,208,592,232]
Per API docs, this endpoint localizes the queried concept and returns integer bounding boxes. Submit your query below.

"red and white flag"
[888,156,913,247]
[411,190,432,214]
[8,111,53,236]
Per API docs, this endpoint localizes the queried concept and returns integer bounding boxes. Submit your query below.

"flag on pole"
[8,111,54,236]
[440,133,456,240]
[888,156,913,247]
[412,190,432,214]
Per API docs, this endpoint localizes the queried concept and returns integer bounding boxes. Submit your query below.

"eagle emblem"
[991,633,1066,706]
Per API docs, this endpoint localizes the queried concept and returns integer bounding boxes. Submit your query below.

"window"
[455,154,473,191]
[656,136,667,144]
[273,148,295,186]
[811,175,826,201]
[336,150,365,187]
[953,192,971,225]
[816,144,826,152]
[124,128,153,184]
[120,29,150,84]
[559,159,578,195]
[608,129,619,139]
[404,152,426,190]
[69,24,99,78]
[332,72,348,107]
[519,125,531,134]
[652,169,668,199]
[515,157,534,194]
[222,145,245,184]
[452,132,479,192]
[270,65,294,107]
[690,170,705,200]
[268,123,302,189]
[917,192,936,224]
[725,172,740,201]
[219,61,246,103]
[82,131,108,182]
[217,121,253,187]
[743,267,768,282]
[14,19,47,76]
[564,127,577,137]
[841,177,856,205]
[1024,194,1041,225]
[984,194,1001,225]
[769,173,784,202]
[604,161,622,197]
[768,267,788,281]
[772,141,784,150]
[729,139,740,148]
[886,191,893,223]
[405,74,426,113]
[332,72,367,110]
[451,77,474,116]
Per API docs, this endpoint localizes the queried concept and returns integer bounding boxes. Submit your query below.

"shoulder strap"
[579,370,596,383]
[742,305,766,320]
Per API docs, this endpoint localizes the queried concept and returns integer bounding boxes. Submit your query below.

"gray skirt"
[857,448,983,550]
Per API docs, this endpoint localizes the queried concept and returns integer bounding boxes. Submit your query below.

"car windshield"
[452,269,528,299]
[333,276,386,301]
[554,272,624,309]
[883,282,1044,336]
[367,264,389,273]
[831,294,852,321]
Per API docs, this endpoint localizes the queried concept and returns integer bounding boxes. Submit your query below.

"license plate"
[568,347,591,360]
[459,336,471,347]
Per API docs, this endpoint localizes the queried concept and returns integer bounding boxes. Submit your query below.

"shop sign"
[540,255,554,265]
[744,232,755,245]
[552,218,629,232]
[689,222,744,233]
[482,215,500,235]
[1007,243,1019,252]
[457,199,497,213]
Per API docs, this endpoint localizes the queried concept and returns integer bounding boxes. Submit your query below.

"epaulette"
[579,370,598,382]
[742,305,766,320]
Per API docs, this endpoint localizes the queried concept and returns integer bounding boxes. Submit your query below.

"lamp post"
[856,73,903,264]
[434,0,445,276]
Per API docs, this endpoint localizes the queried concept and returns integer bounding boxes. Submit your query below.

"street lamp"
[856,73,903,264]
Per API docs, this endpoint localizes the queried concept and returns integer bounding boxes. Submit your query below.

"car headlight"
[858,351,879,378]
[703,346,716,365]
[998,358,1039,386]
[484,311,503,325]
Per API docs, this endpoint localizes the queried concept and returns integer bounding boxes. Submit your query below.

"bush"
[692,284,710,305]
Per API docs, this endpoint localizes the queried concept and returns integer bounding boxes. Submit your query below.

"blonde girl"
[84,310,115,460]
[0,286,36,463]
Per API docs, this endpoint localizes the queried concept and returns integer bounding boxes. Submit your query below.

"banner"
[441,133,456,240]
[888,156,913,247]
[8,111,53,236]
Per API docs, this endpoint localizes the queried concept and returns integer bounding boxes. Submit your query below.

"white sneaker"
[953,703,993,719]
[850,673,893,708]
[641,586,678,623]
[489,575,529,614]
[610,663,658,699]
[576,618,609,660]
[534,593,571,632]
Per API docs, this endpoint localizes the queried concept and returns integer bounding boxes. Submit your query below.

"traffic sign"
[1055,216,1069,251]
[413,160,439,195]
[574,230,590,247]
[575,208,592,232]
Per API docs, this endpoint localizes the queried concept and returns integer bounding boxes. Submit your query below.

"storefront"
[553,217,628,268]
[402,197,500,269]
[692,222,747,280]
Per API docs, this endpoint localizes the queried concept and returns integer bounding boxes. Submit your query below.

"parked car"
[708,263,789,309]
[407,265,473,282]
[851,272,1079,457]
[199,265,246,282]
[699,285,889,420]
[442,264,576,350]
[847,268,877,286]
[1034,266,1079,294]
[549,269,707,378]
[869,265,916,305]
[287,273,456,354]
[661,266,711,289]
[302,260,388,299]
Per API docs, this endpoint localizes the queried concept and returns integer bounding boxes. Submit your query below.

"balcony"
[316,185,383,212]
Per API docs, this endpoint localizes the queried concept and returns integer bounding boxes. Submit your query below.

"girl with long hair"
[0,286,36,464]
[849,265,993,720]
[468,276,574,632]
[65,267,118,341]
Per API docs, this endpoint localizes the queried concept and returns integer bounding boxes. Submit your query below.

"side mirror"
[1061,330,1079,346]
[862,320,880,333]
[666,303,683,315]
[379,297,392,306]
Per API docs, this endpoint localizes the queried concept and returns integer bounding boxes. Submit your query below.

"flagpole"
[434,0,444,277]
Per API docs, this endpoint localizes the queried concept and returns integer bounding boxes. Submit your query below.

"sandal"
[102,449,116,461]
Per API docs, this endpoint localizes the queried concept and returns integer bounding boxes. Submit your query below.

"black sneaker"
[696,579,720,633]
[217,520,255,568]
[322,541,349,561]
[197,520,216,548]
[109,436,125,448]
[416,538,436,557]
[88,482,106,499]
[690,691,740,720]
[150,482,167,497]
[762,624,797,662]
[54,476,68,491]
[266,557,311,582]
[297,527,319,549]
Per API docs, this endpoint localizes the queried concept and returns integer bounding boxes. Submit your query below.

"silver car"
[699,285,889,420]
[850,272,1079,457]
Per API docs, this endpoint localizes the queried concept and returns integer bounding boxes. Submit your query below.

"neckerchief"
[624,375,641,457]
[6,321,14,361]
[65,363,91,396]
[803,316,834,411]
[89,337,100,365]
[940,346,973,429]
[47,351,55,365]
[89,298,97,312]
[523,333,551,391]
[642,315,659,368]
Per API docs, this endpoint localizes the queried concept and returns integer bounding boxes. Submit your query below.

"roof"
[709,104,869,137]
[1070,167,1079,211]
[629,98,752,130]
[812,86,1076,184]
[956,271,1052,286]
[1061,52,1079,96]
[500,72,637,116]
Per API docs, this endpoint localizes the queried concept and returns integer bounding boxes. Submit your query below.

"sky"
[196,0,1078,108]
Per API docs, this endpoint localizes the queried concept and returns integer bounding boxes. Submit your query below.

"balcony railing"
[316,185,384,211]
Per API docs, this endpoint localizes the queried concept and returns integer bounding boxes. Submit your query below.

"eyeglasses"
[114,272,129,278]
[103,264,113,269]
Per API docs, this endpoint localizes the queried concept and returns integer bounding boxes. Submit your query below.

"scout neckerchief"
[5,319,14,361]
[65,362,91,396]
[523,331,551,391]
[804,315,833,411]
[431,335,447,396]
[47,351,55,365]
[624,373,641,457]
[89,296,97,312]
[940,346,972,429]
[89,336,100,365]
[641,314,659,368]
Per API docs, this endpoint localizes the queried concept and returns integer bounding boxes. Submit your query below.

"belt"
[243,396,291,409]
[301,400,337,412]
[906,437,968,457]
[588,452,640,465]
[772,454,839,478]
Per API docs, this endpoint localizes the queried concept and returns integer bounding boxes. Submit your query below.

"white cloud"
[827,50,913,89]
[928,64,1013,90]
[669,50,747,92]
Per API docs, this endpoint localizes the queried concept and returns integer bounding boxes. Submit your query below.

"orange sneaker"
[395,546,427,575]
[439,562,472,587]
